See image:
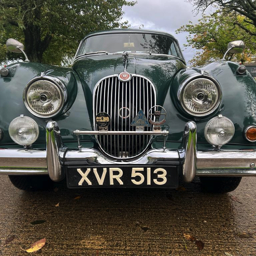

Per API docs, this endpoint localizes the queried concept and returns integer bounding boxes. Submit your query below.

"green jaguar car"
[0,29,255,192]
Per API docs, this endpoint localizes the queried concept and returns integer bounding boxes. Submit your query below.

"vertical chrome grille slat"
[125,82,127,154]
[114,80,117,157]
[139,77,142,155]
[110,78,114,156]
[136,76,139,156]
[129,79,132,156]
[95,87,99,121]
[132,78,135,156]
[103,80,106,149]
[121,82,123,156]
[94,74,156,159]
[117,79,120,157]
[107,78,110,154]
[98,80,103,149]
[143,78,146,148]
[147,81,150,143]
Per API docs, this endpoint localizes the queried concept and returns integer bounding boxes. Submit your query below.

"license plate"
[66,166,178,188]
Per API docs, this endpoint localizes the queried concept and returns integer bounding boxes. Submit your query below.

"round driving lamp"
[245,126,256,142]
[180,77,221,117]
[204,115,235,147]
[9,115,39,146]
[24,77,67,118]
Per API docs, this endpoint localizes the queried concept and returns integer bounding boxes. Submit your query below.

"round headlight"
[180,78,221,116]
[24,78,66,118]
[9,115,39,146]
[204,115,235,147]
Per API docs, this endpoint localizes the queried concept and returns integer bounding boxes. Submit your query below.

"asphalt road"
[0,175,255,255]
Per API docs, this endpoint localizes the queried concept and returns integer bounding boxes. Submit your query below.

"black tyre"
[9,175,53,191]
[200,177,242,193]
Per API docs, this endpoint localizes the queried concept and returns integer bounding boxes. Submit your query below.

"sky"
[122,0,214,63]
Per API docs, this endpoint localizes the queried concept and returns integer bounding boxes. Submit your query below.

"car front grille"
[94,74,156,159]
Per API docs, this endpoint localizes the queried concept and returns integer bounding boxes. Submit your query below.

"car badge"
[119,107,130,119]
[148,105,167,131]
[95,112,110,131]
[118,71,132,82]
[131,110,151,130]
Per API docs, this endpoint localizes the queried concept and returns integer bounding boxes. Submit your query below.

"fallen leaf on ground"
[25,238,46,253]
[141,226,150,232]
[176,186,186,192]
[236,232,253,238]
[183,233,204,251]
[230,196,242,204]
[74,196,81,200]
[183,233,196,242]
[5,235,16,245]
[225,253,233,256]
[195,240,204,250]
[55,203,60,207]
[30,220,46,225]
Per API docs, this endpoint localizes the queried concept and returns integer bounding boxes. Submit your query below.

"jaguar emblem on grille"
[119,107,130,119]
[118,72,131,82]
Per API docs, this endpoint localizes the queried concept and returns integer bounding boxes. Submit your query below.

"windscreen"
[77,33,183,58]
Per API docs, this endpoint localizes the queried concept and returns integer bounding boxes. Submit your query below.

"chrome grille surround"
[93,74,156,159]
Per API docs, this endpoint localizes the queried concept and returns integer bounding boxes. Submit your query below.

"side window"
[169,42,178,57]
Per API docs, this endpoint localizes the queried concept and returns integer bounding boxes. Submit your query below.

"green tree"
[176,11,256,66]
[191,0,256,35]
[0,0,136,64]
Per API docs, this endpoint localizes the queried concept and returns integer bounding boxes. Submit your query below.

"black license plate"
[66,166,178,188]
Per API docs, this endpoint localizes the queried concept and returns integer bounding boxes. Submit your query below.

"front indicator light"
[9,115,39,146]
[245,126,256,142]
[204,115,235,148]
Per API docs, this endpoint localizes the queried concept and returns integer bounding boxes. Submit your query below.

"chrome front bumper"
[0,121,256,182]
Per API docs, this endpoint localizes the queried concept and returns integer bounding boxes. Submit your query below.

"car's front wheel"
[9,175,53,191]
[200,177,242,193]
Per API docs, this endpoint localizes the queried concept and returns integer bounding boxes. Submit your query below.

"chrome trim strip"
[182,121,197,182]
[196,169,256,177]
[0,169,48,175]
[46,121,65,182]
[73,130,169,136]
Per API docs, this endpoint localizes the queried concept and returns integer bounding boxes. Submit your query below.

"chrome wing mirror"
[223,40,245,60]
[6,38,29,62]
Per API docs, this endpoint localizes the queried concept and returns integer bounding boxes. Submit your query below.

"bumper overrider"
[0,121,256,186]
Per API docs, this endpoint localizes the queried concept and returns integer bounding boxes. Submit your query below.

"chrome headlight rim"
[23,76,67,118]
[179,76,222,117]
